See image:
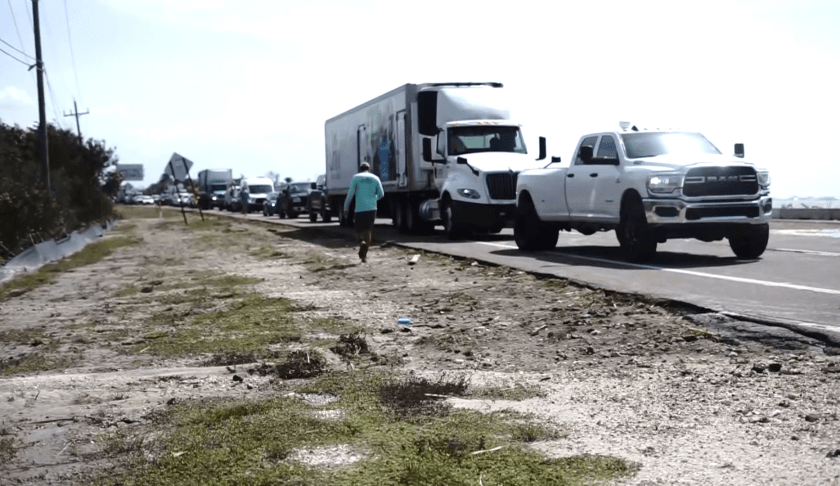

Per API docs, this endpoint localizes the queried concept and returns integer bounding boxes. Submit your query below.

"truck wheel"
[538,227,560,250]
[728,223,769,259]
[289,211,298,219]
[442,200,468,240]
[514,201,542,251]
[618,200,657,260]
[309,212,318,223]
[320,204,332,223]
[392,199,405,231]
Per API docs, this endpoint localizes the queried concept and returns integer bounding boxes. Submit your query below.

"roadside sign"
[116,164,144,181]
[164,153,194,181]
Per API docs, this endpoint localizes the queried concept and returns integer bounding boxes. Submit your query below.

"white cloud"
[0,86,35,107]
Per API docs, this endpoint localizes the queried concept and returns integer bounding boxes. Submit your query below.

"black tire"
[320,204,332,223]
[309,212,318,223]
[729,223,769,259]
[288,211,298,219]
[514,200,543,250]
[618,199,657,260]
[392,198,405,231]
[442,199,468,240]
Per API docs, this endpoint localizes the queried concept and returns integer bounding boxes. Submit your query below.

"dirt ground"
[1,209,839,485]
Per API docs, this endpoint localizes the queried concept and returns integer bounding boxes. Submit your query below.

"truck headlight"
[757,170,771,189]
[457,188,482,199]
[647,174,683,194]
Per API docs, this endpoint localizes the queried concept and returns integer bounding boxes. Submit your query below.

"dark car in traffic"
[262,192,280,216]
[277,182,314,219]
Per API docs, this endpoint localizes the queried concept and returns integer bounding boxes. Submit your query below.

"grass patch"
[116,206,173,220]
[133,293,301,359]
[0,436,14,462]
[0,328,48,345]
[0,235,139,301]
[92,370,636,486]
[0,349,79,376]
[470,381,547,401]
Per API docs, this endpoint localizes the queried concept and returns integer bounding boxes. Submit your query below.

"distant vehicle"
[197,169,233,210]
[262,192,279,216]
[307,174,331,222]
[224,183,241,211]
[177,193,195,207]
[277,182,313,219]
[240,177,275,213]
[134,195,155,205]
[160,193,177,206]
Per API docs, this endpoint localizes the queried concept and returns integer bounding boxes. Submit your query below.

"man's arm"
[375,177,384,201]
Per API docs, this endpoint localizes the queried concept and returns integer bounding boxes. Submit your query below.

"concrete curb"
[0,220,115,284]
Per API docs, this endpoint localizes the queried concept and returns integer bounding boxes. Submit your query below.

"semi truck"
[197,169,233,210]
[323,82,547,238]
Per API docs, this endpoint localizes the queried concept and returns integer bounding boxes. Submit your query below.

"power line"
[0,45,30,65]
[7,0,28,52]
[63,0,82,101]
[44,68,65,130]
[0,37,34,59]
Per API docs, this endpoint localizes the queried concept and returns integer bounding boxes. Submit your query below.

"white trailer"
[324,82,546,238]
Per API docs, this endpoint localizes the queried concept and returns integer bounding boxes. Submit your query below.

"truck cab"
[423,120,538,237]
[515,123,772,259]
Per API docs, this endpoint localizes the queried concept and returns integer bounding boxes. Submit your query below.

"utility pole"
[63,100,89,141]
[31,0,49,192]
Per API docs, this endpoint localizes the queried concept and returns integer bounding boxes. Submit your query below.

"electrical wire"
[0,45,30,66]
[7,0,28,52]
[0,37,34,59]
[63,0,82,102]
[44,69,66,130]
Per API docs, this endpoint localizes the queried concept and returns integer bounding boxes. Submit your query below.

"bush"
[0,119,120,262]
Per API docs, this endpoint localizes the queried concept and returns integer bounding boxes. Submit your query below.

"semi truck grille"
[683,167,758,197]
[485,172,517,200]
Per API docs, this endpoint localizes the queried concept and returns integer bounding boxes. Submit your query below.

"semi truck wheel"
[728,223,769,259]
[309,211,318,223]
[442,199,468,240]
[618,200,657,260]
[392,199,405,231]
[320,205,332,223]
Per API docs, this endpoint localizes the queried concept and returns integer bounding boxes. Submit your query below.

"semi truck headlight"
[457,188,481,199]
[647,174,683,194]
[757,170,771,189]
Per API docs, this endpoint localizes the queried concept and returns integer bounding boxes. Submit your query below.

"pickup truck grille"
[683,167,758,197]
[485,172,517,200]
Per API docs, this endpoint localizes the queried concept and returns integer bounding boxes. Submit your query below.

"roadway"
[221,208,840,336]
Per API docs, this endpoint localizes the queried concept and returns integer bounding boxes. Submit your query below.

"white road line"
[476,242,840,296]
[772,248,840,257]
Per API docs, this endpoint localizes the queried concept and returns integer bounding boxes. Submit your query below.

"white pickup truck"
[514,124,772,259]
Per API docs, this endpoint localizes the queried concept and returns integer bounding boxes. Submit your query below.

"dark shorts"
[354,210,376,230]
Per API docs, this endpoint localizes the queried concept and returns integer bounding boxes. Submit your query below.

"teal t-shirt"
[344,172,384,212]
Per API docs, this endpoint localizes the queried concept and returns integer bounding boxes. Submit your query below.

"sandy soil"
[1,211,839,485]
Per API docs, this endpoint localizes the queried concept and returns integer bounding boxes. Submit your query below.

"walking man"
[344,162,384,263]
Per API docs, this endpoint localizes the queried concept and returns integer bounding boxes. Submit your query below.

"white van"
[240,177,276,213]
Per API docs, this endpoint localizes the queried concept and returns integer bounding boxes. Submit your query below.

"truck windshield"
[289,183,311,193]
[448,126,526,156]
[247,185,274,193]
[621,132,721,159]
[210,184,227,191]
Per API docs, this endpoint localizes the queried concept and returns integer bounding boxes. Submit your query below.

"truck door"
[565,136,599,219]
[591,135,622,221]
[356,125,369,168]
[396,110,407,187]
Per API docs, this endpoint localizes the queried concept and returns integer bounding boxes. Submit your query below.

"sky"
[2,0,839,199]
